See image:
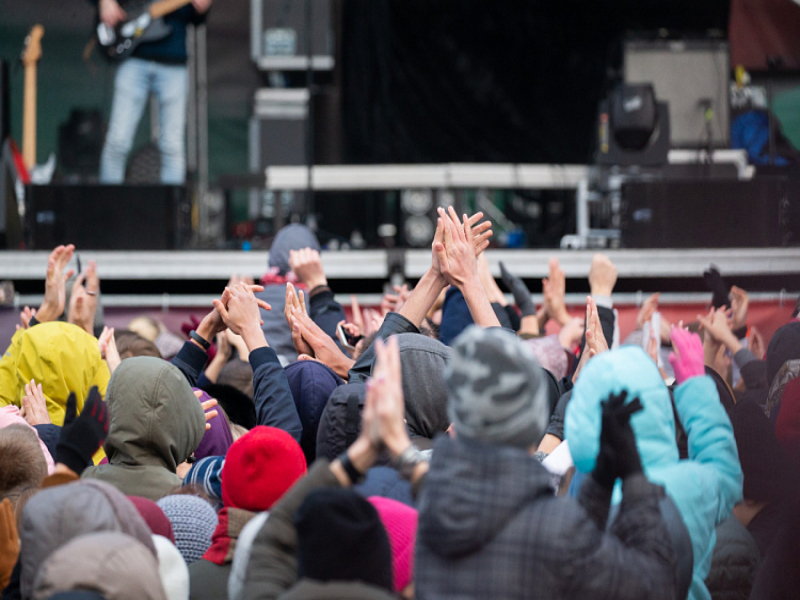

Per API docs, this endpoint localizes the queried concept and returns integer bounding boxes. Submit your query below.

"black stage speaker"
[25,185,191,250]
[620,177,798,248]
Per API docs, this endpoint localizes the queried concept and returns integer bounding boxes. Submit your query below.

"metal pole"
[197,24,210,237]
[304,0,315,224]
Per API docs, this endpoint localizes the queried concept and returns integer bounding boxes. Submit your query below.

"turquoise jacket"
[565,347,743,600]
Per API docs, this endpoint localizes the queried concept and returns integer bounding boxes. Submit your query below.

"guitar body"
[96,3,174,63]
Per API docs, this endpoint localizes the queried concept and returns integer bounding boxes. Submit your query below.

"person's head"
[368,496,418,598]
[566,346,676,475]
[192,389,233,461]
[182,456,224,509]
[392,333,452,445]
[20,480,156,599]
[151,534,189,600]
[0,406,55,475]
[222,426,307,512]
[127,316,163,342]
[729,399,792,504]
[115,330,163,360]
[792,296,800,319]
[445,326,548,451]
[268,224,320,275]
[156,495,218,565]
[11,322,110,425]
[128,496,176,544]
[294,488,393,592]
[0,424,47,511]
[217,360,255,399]
[32,532,167,600]
[766,322,800,387]
[285,360,343,464]
[201,381,256,428]
[103,358,205,473]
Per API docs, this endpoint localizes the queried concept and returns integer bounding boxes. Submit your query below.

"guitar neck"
[149,0,194,19]
[22,63,37,170]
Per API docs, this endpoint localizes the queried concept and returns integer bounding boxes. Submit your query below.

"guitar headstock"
[21,24,44,67]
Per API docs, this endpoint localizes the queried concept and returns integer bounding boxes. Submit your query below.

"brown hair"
[115,330,163,360]
[218,359,254,399]
[0,425,47,512]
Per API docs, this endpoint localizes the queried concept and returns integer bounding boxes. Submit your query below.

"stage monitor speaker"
[624,39,729,148]
[25,185,191,250]
[620,177,798,248]
[253,0,334,70]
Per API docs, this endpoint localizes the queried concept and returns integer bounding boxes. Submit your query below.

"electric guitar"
[95,0,193,62]
[21,24,43,173]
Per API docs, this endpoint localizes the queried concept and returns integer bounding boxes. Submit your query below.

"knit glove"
[592,390,644,489]
[499,262,537,317]
[703,265,729,309]
[668,328,705,385]
[55,387,109,475]
[0,499,19,590]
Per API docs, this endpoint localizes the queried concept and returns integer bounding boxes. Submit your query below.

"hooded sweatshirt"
[33,532,167,600]
[0,322,110,425]
[82,357,206,500]
[416,436,677,600]
[565,347,743,600]
[19,479,156,599]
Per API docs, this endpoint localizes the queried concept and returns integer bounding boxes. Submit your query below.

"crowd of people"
[0,206,799,600]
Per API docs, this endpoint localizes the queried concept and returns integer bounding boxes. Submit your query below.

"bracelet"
[189,330,211,351]
[337,450,365,484]
[394,444,425,480]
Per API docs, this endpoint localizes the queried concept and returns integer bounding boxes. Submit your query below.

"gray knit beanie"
[445,326,548,449]
[156,495,218,564]
[268,224,320,274]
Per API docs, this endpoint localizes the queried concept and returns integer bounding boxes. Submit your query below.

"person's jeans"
[99,58,188,184]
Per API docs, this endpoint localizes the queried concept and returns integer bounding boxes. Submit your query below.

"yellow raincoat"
[0,322,110,462]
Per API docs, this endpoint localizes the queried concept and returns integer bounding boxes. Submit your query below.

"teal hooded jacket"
[565,346,743,600]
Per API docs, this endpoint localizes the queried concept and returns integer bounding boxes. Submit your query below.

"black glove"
[703,265,729,310]
[55,387,109,475]
[499,262,537,317]
[592,390,644,489]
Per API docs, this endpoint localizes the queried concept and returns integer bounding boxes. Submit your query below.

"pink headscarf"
[0,405,56,474]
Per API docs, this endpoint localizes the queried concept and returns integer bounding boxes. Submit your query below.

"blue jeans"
[100,58,188,184]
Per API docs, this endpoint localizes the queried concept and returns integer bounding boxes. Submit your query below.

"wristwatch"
[337,450,365,484]
[189,330,211,351]
[394,444,426,480]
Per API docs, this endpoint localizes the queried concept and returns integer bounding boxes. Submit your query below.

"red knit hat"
[222,426,307,511]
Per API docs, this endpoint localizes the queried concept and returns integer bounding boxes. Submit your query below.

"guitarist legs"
[155,63,188,184]
[99,58,188,184]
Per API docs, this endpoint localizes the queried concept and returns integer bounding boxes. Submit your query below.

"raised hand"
[289,247,328,291]
[365,337,409,457]
[636,293,660,330]
[434,206,480,289]
[588,253,618,298]
[193,390,219,431]
[729,285,749,331]
[585,296,609,355]
[593,390,644,489]
[20,379,50,425]
[55,387,109,475]
[213,283,268,341]
[499,261,536,316]
[558,317,584,351]
[67,263,99,335]
[285,283,313,356]
[37,244,75,323]
[380,284,411,315]
[0,498,19,590]
[669,328,706,385]
[17,306,36,331]
[431,209,492,280]
[697,306,738,352]
[291,307,355,379]
[540,258,570,326]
